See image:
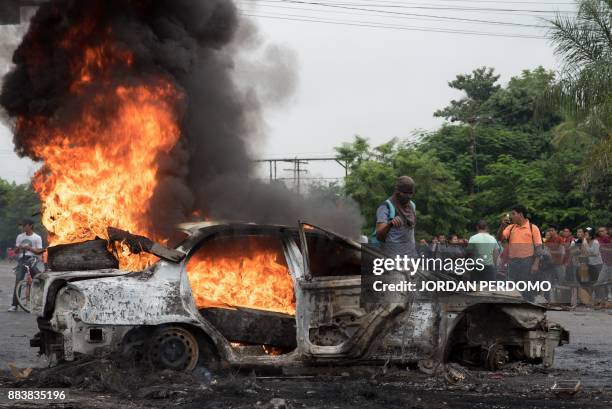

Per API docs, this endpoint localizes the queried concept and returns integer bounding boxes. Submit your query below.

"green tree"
[548,0,612,184]
[486,67,560,129]
[431,67,559,195]
[427,67,564,195]
[337,137,470,238]
[434,67,500,123]
[335,135,371,170]
[0,178,44,256]
[421,124,551,193]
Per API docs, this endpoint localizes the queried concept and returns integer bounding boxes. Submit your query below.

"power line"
[239,2,571,22]
[255,176,345,180]
[241,12,547,38]
[273,0,578,5]
[241,0,553,27]
[241,0,576,14]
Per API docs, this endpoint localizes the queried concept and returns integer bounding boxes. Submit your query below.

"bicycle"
[13,256,44,313]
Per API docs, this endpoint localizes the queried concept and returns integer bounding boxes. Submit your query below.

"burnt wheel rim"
[486,344,508,371]
[149,327,199,371]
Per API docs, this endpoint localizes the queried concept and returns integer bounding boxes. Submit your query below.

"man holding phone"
[8,219,44,312]
[375,176,417,258]
[497,205,542,302]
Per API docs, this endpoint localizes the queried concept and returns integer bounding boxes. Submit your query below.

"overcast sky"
[0,1,571,185]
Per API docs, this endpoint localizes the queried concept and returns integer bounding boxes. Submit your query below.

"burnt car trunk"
[47,239,119,271]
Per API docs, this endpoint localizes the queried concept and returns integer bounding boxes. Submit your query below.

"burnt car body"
[28,221,569,372]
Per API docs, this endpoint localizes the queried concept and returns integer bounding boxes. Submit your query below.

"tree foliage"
[434,66,500,123]
[338,139,470,238]
[0,178,44,256]
[547,0,612,184]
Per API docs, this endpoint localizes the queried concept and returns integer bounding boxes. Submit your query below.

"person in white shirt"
[467,220,500,282]
[582,227,603,282]
[8,219,44,312]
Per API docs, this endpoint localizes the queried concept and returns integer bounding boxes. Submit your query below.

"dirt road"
[0,261,610,408]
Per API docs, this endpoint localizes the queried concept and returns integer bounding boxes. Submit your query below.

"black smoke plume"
[1,0,363,238]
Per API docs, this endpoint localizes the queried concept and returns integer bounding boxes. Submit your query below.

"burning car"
[28,221,568,372]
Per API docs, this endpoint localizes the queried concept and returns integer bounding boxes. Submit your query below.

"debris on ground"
[444,364,467,385]
[504,362,531,376]
[551,380,582,398]
[268,398,289,409]
[417,359,441,375]
[0,357,609,409]
[13,354,212,399]
[8,363,32,379]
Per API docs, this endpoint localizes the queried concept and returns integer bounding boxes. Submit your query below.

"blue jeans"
[508,257,536,302]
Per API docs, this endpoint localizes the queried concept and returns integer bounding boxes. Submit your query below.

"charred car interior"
[27,221,569,373]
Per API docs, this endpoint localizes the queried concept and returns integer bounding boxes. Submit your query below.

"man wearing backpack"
[497,205,543,302]
[374,176,417,258]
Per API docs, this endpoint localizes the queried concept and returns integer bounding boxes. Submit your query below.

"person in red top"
[597,227,611,245]
[544,226,566,284]
[497,205,543,302]
[559,227,574,268]
[560,227,574,244]
[6,247,16,261]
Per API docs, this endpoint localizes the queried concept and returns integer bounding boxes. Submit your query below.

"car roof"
[176,220,297,234]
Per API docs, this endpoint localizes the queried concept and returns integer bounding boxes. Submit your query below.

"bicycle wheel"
[15,280,31,313]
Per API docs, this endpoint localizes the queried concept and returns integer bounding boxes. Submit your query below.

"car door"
[294,222,409,360]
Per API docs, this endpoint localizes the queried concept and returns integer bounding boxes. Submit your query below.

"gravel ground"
[0,260,610,408]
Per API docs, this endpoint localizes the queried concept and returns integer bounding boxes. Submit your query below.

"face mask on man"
[395,190,413,206]
[394,175,415,206]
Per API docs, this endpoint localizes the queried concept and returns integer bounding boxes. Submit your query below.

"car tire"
[484,343,508,371]
[148,326,200,372]
[15,280,31,313]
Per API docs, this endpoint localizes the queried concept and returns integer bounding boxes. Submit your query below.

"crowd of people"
[416,224,611,301]
[374,176,611,306]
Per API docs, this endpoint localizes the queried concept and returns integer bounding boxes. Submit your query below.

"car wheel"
[15,280,31,313]
[148,326,200,371]
[484,343,508,371]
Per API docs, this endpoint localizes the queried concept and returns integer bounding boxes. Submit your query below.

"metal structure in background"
[255,157,349,194]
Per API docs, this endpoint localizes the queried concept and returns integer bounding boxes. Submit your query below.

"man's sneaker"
[7,306,17,312]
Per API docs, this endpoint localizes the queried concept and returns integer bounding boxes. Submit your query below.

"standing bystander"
[497,205,543,302]
[545,227,566,284]
[467,220,500,282]
[8,219,44,312]
[375,176,417,258]
[594,227,611,307]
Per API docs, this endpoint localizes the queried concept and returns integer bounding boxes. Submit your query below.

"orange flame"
[71,45,134,91]
[29,81,180,270]
[186,238,295,315]
[21,34,182,270]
